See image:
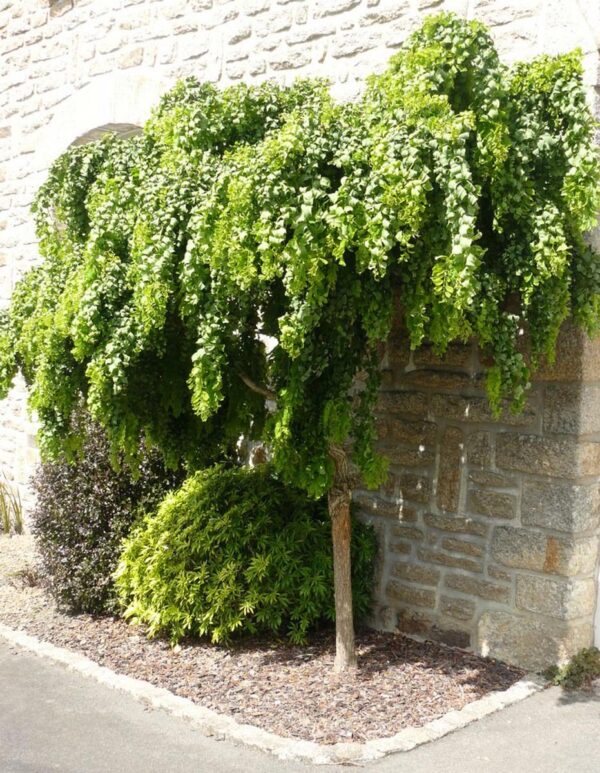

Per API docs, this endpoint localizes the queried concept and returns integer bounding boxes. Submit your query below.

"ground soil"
[0,534,523,744]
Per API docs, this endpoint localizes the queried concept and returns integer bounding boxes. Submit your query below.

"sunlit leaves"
[0,13,598,494]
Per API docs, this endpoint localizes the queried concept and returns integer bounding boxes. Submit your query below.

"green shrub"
[31,413,182,614]
[0,475,23,535]
[545,647,600,690]
[114,465,376,644]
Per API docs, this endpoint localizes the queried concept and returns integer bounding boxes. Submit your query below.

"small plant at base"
[0,475,23,536]
[544,648,600,690]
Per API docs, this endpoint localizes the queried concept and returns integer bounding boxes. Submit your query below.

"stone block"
[490,527,598,577]
[269,50,310,70]
[352,492,417,521]
[430,394,538,428]
[391,562,440,586]
[391,524,424,541]
[118,47,144,69]
[386,580,435,608]
[466,431,493,467]
[436,427,463,512]
[515,575,596,620]
[521,480,600,533]
[389,540,412,555]
[417,548,482,574]
[543,384,600,435]
[468,470,516,488]
[467,489,516,520]
[478,610,593,670]
[496,433,600,478]
[376,416,437,446]
[441,537,484,557]
[440,595,476,622]
[412,341,473,369]
[383,471,432,505]
[424,512,487,537]
[314,0,361,17]
[535,322,600,383]
[377,443,435,469]
[401,369,478,392]
[376,390,430,418]
[444,574,510,603]
[487,565,512,583]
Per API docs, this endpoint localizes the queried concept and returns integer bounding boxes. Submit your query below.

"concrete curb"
[0,622,545,765]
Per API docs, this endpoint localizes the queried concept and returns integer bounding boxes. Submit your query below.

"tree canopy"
[1,13,599,496]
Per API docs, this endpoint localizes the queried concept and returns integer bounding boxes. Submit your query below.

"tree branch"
[238,372,277,402]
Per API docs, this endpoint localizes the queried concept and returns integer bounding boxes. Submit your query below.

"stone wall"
[354,321,600,670]
[1,0,599,668]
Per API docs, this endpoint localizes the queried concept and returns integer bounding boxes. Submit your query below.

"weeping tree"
[1,14,599,671]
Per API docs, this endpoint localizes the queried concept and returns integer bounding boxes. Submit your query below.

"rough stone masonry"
[1,0,600,670]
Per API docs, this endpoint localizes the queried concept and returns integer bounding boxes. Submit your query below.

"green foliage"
[31,411,182,614]
[0,14,599,496]
[0,475,23,536]
[114,465,376,644]
[544,647,600,690]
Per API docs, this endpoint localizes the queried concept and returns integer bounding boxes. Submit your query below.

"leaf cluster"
[1,13,599,496]
[114,464,376,644]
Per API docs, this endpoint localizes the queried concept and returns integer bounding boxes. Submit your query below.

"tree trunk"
[328,443,357,673]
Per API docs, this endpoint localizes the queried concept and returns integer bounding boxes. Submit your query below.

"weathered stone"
[430,394,538,428]
[269,50,311,70]
[440,595,476,621]
[496,433,600,478]
[521,480,600,533]
[428,626,471,649]
[391,562,440,585]
[468,470,516,488]
[467,489,516,520]
[490,527,598,577]
[445,574,510,603]
[401,369,478,392]
[353,492,418,522]
[478,610,593,670]
[386,580,435,608]
[535,322,600,383]
[314,0,361,16]
[376,416,437,447]
[359,5,409,26]
[515,575,596,620]
[466,431,493,467]
[380,444,436,469]
[391,524,424,541]
[376,390,430,418]
[436,427,463,512]
[543,384,600,435]
[383,471,432,505]
[118,47,144,68]
[417,548,482,573]
[412,341,473,369]
[332,34,376,58]
[487,565,512,583]
[389,540,412,555]
[441,537,485,557]
[424,512,488,537]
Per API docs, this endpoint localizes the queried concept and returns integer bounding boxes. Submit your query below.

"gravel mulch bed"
[0,534,524,744]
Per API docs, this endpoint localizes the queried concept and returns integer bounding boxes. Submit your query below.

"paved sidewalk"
[2,640,600,773]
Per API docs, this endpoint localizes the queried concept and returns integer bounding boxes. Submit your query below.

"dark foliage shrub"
[31,415,182,614]
[115,464,376,644]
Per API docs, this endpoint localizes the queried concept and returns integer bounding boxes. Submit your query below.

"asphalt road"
[2,640,600,773]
